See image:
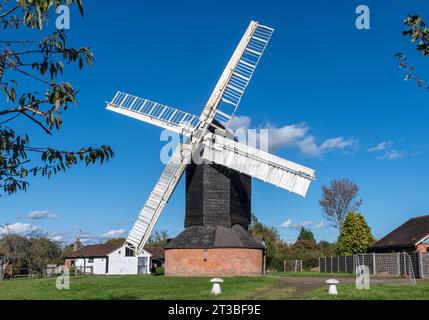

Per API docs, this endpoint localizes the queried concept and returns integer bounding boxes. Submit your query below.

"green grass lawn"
[304,282,429,300]
[2,273,428,300]
[0,275,277,300]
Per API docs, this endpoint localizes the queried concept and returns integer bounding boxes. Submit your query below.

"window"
[125,247,135,257]
[88,258,94,263]
[426,248,429,253]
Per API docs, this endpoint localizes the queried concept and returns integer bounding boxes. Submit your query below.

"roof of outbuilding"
[371,215,429,249]
[145,247,165,260]
[64,242,166,259]
[64,242,123,258]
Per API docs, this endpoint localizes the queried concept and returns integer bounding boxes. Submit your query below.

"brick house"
[371,215,429,253]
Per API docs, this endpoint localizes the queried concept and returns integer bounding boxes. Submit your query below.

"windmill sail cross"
[107,20,316,254]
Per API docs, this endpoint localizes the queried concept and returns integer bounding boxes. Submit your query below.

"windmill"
[106,21,316,260]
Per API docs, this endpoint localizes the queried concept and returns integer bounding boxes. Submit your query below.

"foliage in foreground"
[0,0,113,195]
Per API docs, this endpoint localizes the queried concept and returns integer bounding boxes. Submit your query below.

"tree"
[0,231,30,278]
[336,212,375,256]
[0,229,62,278]
[319,178,363,233]
[0,0,113,195]
[297,227,315,242]
[147,230,169,247]
[249,214,288,269]
[396,15,429,90]
[28,234,62,276]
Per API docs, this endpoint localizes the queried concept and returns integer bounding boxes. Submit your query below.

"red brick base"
[165,248,264,276]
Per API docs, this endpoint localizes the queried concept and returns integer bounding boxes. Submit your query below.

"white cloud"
[377,149,406,160]
[20,210,59,220]
[267,123,358,157]
[280,219,325,230]
[367,141,393,153]
[319,137,359,152]
[0,223,38,235]
[102,229,127,239]
[48,234,64,242]
[227,116,358,157]
[229,115,252,130]
[368,141,406,160]
[280,219,295,228]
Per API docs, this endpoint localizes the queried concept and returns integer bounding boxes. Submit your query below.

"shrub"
[154,267,164,275]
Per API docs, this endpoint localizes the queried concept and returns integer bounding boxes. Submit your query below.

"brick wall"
[165,248,264,276]
[416,243,429,253]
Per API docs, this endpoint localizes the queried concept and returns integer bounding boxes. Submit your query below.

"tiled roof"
[64,242,123,258]
[145,247,165,260]
[372,215,429,249]
[165,224,265,249]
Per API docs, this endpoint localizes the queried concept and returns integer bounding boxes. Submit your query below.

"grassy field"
[0,275,277,300]
[304,282,429,300]
[1,273,428,300]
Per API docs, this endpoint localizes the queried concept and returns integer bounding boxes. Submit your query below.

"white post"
[397,252,401,276]
[403,253,407,275]
[418,252,423,279]
[373,253,376,275]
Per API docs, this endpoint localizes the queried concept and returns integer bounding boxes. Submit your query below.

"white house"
[64,242,164,275]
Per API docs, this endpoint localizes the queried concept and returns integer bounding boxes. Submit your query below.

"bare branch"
[0,5,19,19]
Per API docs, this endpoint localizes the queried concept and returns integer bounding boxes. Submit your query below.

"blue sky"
[1,0,428,245]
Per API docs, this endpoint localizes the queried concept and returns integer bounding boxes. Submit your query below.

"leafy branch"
[0,0,113,195]
[396,15,429,90]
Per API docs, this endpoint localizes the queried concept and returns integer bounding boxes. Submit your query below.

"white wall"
[107,246,151,275]
[75,257,107,275]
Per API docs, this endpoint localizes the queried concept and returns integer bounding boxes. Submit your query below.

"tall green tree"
[336,212,375,256]
[297,226,315,242]
[0,0,113,195]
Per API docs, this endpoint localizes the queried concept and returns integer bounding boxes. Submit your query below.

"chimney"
[74,237,81,251]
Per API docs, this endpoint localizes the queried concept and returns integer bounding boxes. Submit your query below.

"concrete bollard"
[210,278,224,295]
[326,279,339,295]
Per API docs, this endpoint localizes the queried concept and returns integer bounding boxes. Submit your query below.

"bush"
[154,267,164,275]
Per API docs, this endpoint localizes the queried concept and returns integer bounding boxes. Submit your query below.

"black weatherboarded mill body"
[166,161,265,250]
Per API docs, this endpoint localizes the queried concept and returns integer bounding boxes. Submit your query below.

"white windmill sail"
[201,133,315,197]
[126,143,190,253]
[199,21,274,127]
[107,91,200,136]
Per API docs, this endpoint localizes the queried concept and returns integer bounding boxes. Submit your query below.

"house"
[371,215,429,253]
[64,242,164,275]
